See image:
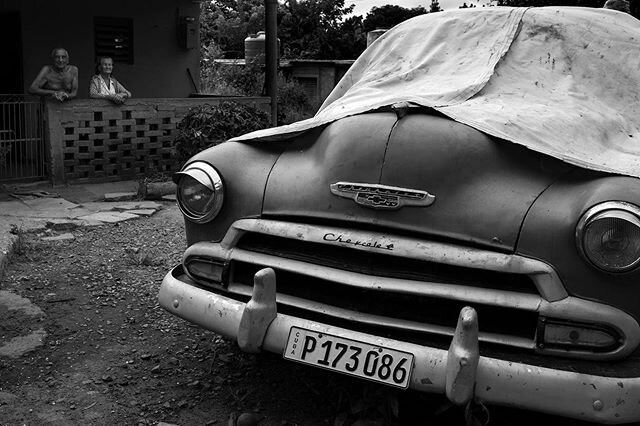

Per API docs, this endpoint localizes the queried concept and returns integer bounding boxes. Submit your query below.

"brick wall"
[44,97,270,184]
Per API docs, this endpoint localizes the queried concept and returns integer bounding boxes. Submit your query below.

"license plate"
[283,327,414,389]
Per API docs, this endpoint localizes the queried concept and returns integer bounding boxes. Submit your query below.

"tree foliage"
[201,0,640,64]
[362,5,427,32]
[200,0,437,61]
[200,0,265,59]
[429,0,443,12]
[278,0,362,58]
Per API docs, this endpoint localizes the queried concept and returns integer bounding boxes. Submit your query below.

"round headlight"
[576,202,640,273]
[175,162,224,223]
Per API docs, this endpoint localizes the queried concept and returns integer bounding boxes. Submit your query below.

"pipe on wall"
[265,0,278,126]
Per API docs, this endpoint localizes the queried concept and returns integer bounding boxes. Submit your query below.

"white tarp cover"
[231,7,640,178]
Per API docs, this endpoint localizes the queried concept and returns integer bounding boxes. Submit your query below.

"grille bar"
[227,281,535,349]
[230,259,539,342]
[230,248,543,310]
[228,219,568,301]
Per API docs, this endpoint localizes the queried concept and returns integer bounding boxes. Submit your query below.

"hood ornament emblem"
[330,182,435,210]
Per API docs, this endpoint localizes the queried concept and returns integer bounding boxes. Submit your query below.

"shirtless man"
[28,48,78,102]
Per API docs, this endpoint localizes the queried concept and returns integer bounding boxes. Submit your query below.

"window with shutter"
[94,17,133,64]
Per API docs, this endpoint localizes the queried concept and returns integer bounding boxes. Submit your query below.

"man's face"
[52,50,69,70]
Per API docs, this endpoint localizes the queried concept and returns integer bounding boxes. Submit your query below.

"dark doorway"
[0,10,23,94]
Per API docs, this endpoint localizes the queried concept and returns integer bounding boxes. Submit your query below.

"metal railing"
[0,94,46,183]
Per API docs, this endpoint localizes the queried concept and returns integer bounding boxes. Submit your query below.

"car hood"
[262,112,572,251]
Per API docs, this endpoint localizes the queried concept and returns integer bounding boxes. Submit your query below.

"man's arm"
[67,66,79,99]
[28,66,56,96]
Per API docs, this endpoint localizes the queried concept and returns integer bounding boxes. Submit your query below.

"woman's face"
[100,58,114,75]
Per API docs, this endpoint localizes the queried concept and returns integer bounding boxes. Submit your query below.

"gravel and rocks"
[0,206,375,425]
[0,205,589,426]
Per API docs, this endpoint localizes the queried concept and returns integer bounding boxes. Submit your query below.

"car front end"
[159,111,640,424]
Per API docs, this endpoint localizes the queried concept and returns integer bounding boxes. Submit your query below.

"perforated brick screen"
[46,98,270,183]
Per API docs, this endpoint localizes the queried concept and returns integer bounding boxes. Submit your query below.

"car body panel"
[378,114,573,250]
[519,171,640,320]
[183,140,284,245]
[262,113,396,226]
[264,112,573,251]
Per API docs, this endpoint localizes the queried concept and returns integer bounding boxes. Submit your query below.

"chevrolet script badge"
[330,182,435,210]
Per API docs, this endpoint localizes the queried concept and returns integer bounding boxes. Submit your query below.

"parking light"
[185,258,227,285]
[540,319,619,352]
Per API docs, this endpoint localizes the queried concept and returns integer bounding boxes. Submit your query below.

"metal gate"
[0,95,47,183]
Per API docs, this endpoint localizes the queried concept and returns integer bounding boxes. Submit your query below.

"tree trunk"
[139,181,176,200]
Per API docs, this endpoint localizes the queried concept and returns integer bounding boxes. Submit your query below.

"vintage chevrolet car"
[159,6,640,424]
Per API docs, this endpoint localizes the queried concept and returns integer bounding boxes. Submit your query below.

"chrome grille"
[231,231,541,347]
[236,232,539,294]
[231,260,539,341]
[182,219,640,363]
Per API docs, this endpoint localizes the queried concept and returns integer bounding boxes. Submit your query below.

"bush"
[200,48,315,125]
[202,61,265,97]
[173,101,270,164]
[200,44,264,96]
[277,76,315,125]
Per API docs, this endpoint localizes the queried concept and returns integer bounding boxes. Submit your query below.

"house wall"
[2,0,200,98]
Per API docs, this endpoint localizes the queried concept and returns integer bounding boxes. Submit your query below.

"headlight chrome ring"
[174,161,224,223]
[576,201,640,273]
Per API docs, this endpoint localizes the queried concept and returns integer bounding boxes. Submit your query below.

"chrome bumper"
[159,265,640,424]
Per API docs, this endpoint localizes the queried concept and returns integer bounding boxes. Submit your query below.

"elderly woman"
[89,57,131,104]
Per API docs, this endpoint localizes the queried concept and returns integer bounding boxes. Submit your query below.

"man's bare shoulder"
[68,65,79,75]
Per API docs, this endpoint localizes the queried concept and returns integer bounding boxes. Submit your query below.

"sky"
[348,0,494,15]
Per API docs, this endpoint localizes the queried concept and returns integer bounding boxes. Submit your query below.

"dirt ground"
[0,205,590,426]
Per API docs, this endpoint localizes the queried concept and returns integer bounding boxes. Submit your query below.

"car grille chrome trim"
[224,218,567,302]
[182,218,640,360]
[230,248,543,311]
[227,282,536,350]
